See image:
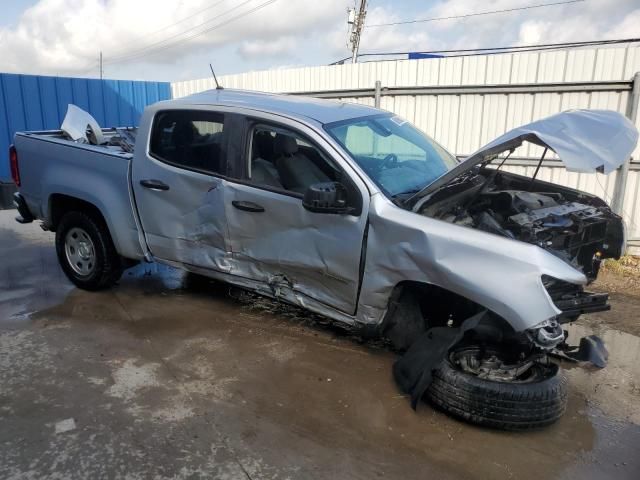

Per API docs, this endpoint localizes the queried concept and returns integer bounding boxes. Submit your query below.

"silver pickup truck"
[10,89,638,429]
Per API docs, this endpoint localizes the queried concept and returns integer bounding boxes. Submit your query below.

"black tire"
[426,358,568,430]
[55,211,122,290]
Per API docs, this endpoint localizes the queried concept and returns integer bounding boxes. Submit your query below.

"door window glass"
[248,125,340,194]
[150,110,225,174]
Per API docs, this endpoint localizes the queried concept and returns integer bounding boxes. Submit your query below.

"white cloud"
[237,36,296,59]
[0,0,349,76]
[0,0,638,80]
[359,6,432,52]
[357,0,640,54]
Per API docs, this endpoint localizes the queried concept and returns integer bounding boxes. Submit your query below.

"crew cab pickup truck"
[10,89,638,429]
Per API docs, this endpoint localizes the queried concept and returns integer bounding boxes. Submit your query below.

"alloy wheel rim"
[64,227,96,276]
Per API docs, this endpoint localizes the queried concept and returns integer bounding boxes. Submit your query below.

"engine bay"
[417,168,624,281]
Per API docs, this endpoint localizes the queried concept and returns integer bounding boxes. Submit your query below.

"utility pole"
[347,0,367,64]
[99,51,103,80]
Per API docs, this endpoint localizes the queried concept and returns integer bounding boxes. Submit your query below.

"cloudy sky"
[0,0,638,82]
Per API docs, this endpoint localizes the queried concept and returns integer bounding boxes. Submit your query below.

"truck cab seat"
[273,134,329,193]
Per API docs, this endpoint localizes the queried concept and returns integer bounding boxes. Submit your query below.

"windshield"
[324,114,458,197]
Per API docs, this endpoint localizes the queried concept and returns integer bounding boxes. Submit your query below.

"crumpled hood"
[465,109,638,174]
[410,109,639,204]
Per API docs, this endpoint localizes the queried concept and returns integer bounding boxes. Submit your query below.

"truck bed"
[17,127,138,158]
[13,127,144,260]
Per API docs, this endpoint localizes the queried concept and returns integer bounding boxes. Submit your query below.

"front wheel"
[427,346,568,430]
[55,211,122,290]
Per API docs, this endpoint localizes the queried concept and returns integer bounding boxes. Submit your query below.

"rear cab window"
[149,110,226,175]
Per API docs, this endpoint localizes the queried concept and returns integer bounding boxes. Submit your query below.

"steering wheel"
[380,153,398,170]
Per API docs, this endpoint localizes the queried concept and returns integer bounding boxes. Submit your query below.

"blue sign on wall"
[0,73,172,180]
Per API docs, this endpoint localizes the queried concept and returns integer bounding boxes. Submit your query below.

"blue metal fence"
[0,73,172,180]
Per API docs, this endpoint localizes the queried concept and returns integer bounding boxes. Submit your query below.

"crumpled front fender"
[357,194,587,332]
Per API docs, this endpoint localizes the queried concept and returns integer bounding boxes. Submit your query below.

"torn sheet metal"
[61,104,105,145]
[354,193,587,332]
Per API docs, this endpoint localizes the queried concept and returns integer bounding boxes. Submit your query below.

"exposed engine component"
[526,318,565,349]
[420,170,624,281]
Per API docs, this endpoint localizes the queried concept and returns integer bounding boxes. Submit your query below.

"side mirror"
[302,182,351,214]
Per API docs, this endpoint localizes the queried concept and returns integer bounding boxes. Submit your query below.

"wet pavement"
[1,209,639,479]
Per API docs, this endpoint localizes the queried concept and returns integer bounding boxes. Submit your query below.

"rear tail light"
[9,144,20,186]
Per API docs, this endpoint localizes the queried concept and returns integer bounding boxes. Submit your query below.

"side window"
[248,125,340,194]
[150,110,225,175]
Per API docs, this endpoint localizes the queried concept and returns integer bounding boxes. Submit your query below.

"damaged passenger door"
[132,108,231,271]
[223,116,369,315]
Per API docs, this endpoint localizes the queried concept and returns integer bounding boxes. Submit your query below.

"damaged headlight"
[526,318,564,349]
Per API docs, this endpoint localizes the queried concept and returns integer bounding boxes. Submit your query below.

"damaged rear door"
[132,107,231,271]
[223,115,370,315]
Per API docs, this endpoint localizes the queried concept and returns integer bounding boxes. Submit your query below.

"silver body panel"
[15,89,634,334]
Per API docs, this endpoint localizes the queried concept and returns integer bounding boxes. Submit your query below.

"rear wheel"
[427,346,568,430]
[55,211,122,290]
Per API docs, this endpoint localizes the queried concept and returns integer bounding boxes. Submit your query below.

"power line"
[367,0,585,27]
[138,0,228,40]
[103,0,229,59]
[105,0,260,64]
[104,0,277,66]
[330,37,640,64]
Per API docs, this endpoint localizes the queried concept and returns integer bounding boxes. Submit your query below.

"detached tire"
[55,211,122,291]
[427,358,568,430]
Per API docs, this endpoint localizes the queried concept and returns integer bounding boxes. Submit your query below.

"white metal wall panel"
[172,45,640,95]
[510,52,540,83]
[461,56,487,85]
[457,94,484,154]
[413,95,438,138]
[565,48,597,82]
[593,47,627,81]
[479,94,509,146]
[415,58,440,86]
[485,54,513,84]
[434,95,460,153]
[536,50,568,83]
[438,57,464,85]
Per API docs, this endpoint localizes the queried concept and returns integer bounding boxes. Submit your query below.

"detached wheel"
[427,346,568,430]
[55,211,122,290]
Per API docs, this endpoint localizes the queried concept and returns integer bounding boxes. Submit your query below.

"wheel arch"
[48,193,106,232]
[382,280,515,334]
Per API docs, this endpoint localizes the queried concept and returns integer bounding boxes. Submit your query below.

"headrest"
[274,134,298,156]
[172,121,195,145]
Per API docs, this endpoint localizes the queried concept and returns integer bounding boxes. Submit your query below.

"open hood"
[408,109,639,205]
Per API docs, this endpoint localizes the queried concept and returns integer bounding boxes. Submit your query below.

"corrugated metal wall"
[172,45,640,250]
[0,73,172,180]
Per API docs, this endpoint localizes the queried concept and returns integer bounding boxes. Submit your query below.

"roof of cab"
[171,88,383,125]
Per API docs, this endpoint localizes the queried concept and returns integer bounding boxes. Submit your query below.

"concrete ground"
[1,209,639,480]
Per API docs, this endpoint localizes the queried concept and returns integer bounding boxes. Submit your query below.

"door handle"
[232,200,265,213]
[140,179,170,191]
